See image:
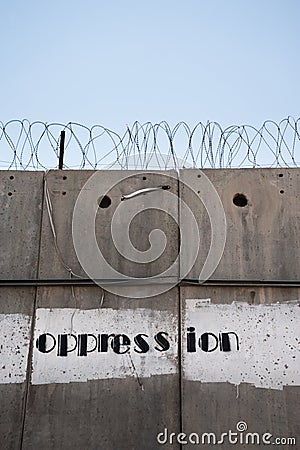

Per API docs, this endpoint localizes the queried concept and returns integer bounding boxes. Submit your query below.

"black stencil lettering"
[58,334,68,357]
[78,334,88,356]
[187,327,196,352]
[86,334,98,354]
[100,334,115,352]
[113,334,130,354]
[134,334,149,353]
[154,332,170,352]
[221,332,240,352]
[200,333,219,352]
[36,333,56,353]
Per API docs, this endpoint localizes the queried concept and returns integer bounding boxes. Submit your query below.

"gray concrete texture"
[22,286,180,450]
[0,287,36,450]
[180,168,300,281]
[40,170,179,280]
[181,285,300,449]
[0,169,299,449]
[0,172,43,449]
[0,171,43,279]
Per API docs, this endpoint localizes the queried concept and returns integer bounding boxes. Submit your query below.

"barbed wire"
[0,117,299,170]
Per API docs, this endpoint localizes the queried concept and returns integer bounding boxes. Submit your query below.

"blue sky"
[1,0,299,133]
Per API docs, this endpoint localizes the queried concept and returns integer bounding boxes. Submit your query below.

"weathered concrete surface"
[180,168,300,281]
[22,286,180,450]
[0,172,42,449]
[0,288,35,450]
[1,169,300,450]
[181,285,300,449]
[0,171,44,279]
[39,170,179,282]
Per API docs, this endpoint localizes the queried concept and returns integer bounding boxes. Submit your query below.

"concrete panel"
[3,167,300,450]
[0,288,36,450]
[22,286,180,450]
[180,168,300,281]
[180,286,300,449]
[0,171,44,279]
[0,172,42,449]
[39,170,179,287]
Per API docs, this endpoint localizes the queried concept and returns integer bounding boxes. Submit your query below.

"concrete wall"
[0,169,299,449]
[181,286,300,449]
[180,168,300,281]
[0,171,43,449]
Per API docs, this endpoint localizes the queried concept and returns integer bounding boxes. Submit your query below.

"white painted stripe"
[31,308,178,385]
[183,299,300,390]
[0,313,31,384]
[3,302,299,389]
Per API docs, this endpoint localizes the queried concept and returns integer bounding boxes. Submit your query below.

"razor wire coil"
[0,117,299,170]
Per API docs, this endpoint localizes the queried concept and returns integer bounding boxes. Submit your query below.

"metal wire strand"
[0,117,299,170]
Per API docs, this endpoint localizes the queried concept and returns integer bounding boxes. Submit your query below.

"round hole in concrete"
[280,189,284,194]
[9,175,14,180]
[63,175,67,180]
[8,192,12,196]
[233,193,248,207]
[197,174,201,178]
[142,176,147,180]
[62,191,66,196]
[278,173,283,178]
[98,195,112,208]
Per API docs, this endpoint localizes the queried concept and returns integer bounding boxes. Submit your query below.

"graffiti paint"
[0,313,31,384]
[183,299,300,390]
[31,308,178,385]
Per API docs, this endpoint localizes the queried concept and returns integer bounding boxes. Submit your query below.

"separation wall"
[0,169,299,449]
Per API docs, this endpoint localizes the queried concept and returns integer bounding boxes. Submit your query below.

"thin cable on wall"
[44,174,105,308]
[0,117,299,170]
